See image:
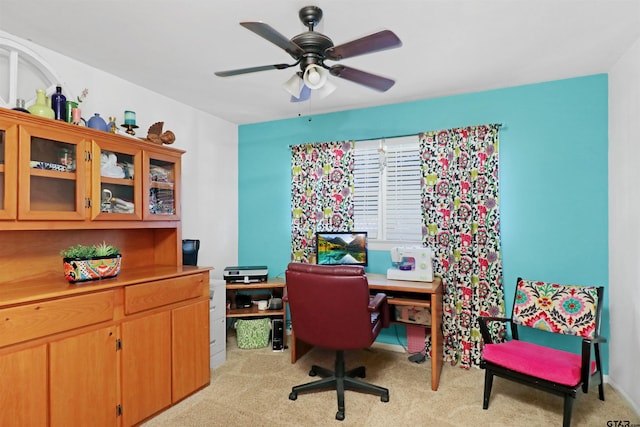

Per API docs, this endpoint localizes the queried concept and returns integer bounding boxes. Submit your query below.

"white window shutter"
[353,142,380,239]
[384,140,422,241]
[353,136,422,243]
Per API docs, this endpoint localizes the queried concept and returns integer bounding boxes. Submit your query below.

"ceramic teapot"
[87,113,108,131]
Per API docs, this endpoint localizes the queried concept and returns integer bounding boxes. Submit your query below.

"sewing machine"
[386,246,434,282]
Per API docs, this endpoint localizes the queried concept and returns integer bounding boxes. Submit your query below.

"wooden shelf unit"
[0,108,210,427]
[226,279,287,347]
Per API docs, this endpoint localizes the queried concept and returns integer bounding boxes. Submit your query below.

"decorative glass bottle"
[51,85,67,121]
[27,89,55,119]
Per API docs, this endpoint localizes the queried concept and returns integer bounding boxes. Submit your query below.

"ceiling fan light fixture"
[316,80,336,99]
[283,74,303,97]
[303,64,328,90]
[291,84,312,103]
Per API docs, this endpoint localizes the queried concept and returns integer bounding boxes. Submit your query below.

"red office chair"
[479,277,606,427]
[285,262,390,421]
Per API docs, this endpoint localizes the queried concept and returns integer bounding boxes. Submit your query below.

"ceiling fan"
[214,5,402,102]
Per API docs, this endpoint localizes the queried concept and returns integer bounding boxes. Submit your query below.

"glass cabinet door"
[143,150,181,220]
[18,126,87,220]
[0,119,18,220]
[91,141,142,220]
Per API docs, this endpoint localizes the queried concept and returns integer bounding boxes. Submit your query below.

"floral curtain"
[420,124,504,368]
[291,141,355,262]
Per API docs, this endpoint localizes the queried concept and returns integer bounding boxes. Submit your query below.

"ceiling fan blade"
[215,63,293,77]
[325,30,402,61]
[240,22,305,58]
[329,65,396,92]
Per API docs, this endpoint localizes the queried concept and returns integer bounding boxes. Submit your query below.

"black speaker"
[272,319,284,351]
[182,239,200,266]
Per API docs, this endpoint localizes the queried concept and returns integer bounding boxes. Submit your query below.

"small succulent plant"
[94,241,120,257]
[60,242,120,259]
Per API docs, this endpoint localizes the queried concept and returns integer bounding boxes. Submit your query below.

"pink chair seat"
[482,340,596,386]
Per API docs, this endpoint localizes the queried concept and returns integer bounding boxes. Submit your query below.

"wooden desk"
[288,274,443,391]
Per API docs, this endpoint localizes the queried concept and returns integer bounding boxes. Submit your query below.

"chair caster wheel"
[289,392,297,401]
[381,393,389,402]
[336,411,345,421]
[309,369,317,377]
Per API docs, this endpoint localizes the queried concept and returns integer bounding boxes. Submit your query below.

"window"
[0,35,61,109]
[353,135,422,245]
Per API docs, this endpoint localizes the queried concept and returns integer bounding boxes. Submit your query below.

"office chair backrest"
[286,262,375,350]
[182,239,200,266]
[512,278,602,340]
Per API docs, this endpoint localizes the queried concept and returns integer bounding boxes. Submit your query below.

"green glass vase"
[27,89,55,119]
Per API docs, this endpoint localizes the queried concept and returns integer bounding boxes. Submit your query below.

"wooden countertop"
[366,273,442,294]
[0,265,212,307]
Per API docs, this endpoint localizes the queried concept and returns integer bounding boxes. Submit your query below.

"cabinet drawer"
[125,274,206,315]
[0,291,114,348]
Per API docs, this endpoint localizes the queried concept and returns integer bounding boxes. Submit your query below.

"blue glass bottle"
[51,85,67,121]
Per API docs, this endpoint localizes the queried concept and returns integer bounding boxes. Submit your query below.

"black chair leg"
[291,375,337,394]
[309,364,333,378]
[344,376,389,399]
[598,381,605,401]
[336,376,346,421]
[345,365,366,378]
[562,395,574,427]
[594,344,605,401]
[483,369,494,409]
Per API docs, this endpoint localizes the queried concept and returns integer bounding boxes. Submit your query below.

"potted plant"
[60,241,122,283]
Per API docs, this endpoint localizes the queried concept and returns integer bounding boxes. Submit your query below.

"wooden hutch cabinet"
[0,108,210,427]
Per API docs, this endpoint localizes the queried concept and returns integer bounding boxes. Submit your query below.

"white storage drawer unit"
[209,280,227,368]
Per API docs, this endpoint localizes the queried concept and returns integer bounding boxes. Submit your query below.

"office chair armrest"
[478,316,511,344]
[369,293,390,328]
[369,293,387,310]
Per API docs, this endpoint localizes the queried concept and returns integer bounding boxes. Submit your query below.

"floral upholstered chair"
[478,278,606,427]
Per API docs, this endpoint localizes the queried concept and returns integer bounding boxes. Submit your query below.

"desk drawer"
[125,274,207,315]
[0,291,115,348]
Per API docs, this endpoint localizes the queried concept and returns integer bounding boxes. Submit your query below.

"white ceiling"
[1,0,639,125]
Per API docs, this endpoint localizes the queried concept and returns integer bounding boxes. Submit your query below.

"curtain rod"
[288,123,504,148]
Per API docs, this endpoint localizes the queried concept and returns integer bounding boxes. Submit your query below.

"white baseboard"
[605,376,640,418]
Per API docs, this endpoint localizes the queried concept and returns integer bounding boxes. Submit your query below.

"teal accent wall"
[238,75,609,370]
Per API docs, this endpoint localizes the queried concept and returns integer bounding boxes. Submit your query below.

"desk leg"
[290,329,314,364]
[430,289,444,391]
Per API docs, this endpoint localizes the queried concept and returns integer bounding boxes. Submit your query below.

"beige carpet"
[144,332,639,427]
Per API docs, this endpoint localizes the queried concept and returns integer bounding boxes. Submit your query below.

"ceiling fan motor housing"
[292,32,333,71]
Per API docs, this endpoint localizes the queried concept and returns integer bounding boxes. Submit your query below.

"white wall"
[609,35,640,415]
[0,30,239,280]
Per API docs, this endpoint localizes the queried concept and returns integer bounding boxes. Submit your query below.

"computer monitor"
[182,239,200,266]
[315,231,368,266]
